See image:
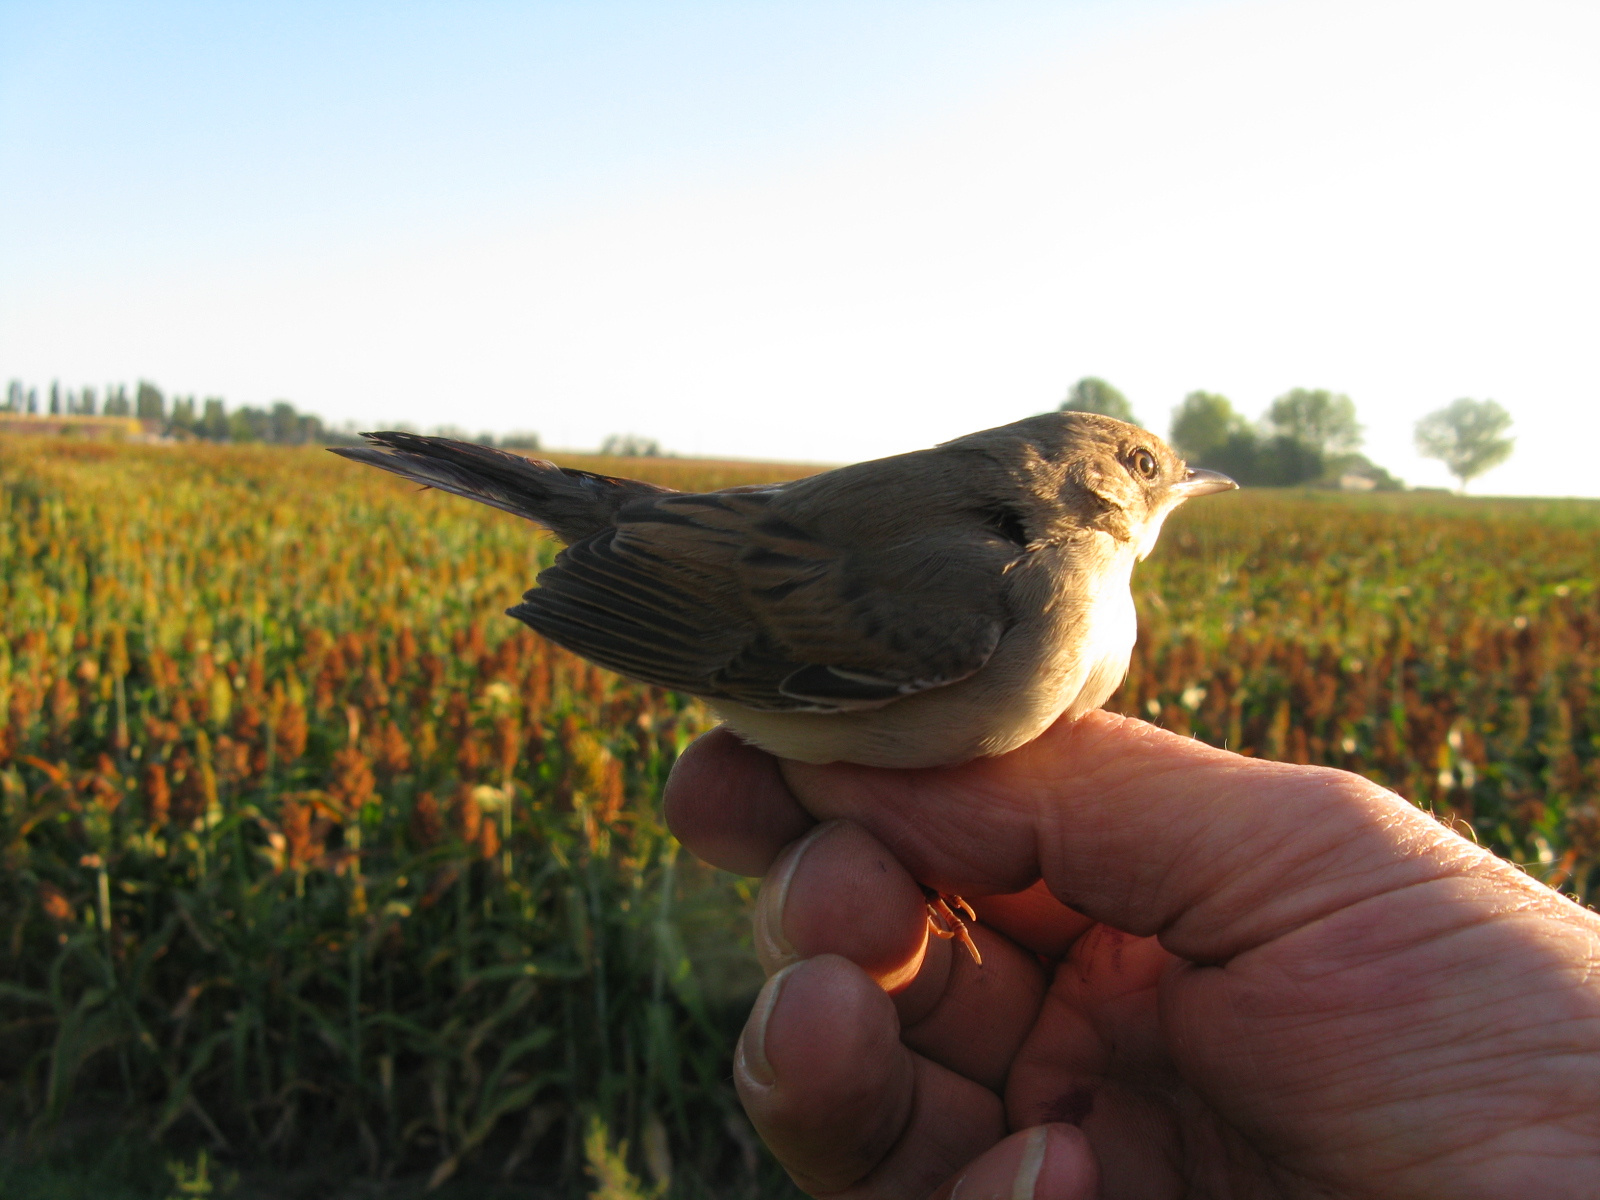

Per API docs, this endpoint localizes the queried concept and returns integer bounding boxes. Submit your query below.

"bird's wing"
[508,488,1022,711]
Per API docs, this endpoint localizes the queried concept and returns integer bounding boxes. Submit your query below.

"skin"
[662,711,1600,1199]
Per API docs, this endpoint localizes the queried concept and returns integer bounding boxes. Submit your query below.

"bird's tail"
[329,432,674,544]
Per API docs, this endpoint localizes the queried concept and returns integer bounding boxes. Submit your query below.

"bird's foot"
[924,890,983,966]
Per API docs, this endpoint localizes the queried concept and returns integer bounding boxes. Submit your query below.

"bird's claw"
[925,890,983,966]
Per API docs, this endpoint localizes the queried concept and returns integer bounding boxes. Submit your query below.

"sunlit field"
[1,438,1595,1196]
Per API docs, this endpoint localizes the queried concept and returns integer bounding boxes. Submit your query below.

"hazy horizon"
[3,0,1596,495]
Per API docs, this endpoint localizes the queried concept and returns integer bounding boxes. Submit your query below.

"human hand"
[663,710,1600,1199]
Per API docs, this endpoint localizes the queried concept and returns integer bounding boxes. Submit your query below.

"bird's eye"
[1130,449,1158,479]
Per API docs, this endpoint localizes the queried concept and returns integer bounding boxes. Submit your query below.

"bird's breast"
[989,543,1137,723]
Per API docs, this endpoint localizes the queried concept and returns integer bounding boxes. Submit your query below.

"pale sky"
[3,0,1597,495]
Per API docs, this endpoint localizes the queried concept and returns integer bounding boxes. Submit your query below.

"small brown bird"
[335,412,1234,962]
[333,412,1234,769]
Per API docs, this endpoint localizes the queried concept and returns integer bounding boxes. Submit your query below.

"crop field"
[0,438,1596,1197]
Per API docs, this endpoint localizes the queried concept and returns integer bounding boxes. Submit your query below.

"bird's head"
[1058,412,1237,557]
[977,412,1238,558]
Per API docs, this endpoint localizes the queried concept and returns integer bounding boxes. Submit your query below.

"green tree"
[599,433,663,457]
[1264,388,1362,457]
[1167,390,1326,486]
[229,407,264,442]
[1415,398,1514,491]
[201,398,229,440]
[1059,377,1139,426]
[170,396,196,431]
[135,381,165,421]
[270,401,301,443]
[1205,432,1325,489]
[1170,391,1245,461]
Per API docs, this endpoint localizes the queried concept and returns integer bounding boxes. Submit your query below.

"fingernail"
[734,961,798,1089]
[753,821,835,972]
[949,1126,1051,1200]
[1010,1126,1049,1200]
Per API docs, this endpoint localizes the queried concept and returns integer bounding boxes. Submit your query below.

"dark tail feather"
[329,432,674,544]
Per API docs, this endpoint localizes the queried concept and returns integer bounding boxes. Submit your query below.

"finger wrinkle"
[1129,775,1488,965]
[1262,882,1600,1024]
[1297,1069,1600,1192]
[1172,804,1504,965]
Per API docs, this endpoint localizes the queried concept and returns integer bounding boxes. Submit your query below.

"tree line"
[5,379,135,418]
[1060,378,1514,491]
[6,374,1512,487]
[3,379,347,445]
[2,379,558,452]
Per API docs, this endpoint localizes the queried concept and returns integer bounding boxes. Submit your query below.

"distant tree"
[201,398,228,440]
[205,399,328,444]
[1193,429,1261,483]
[229,408,261,442]
[1256,435,1328,487]
[269,402,302,443]
[1415,398,1514,491]
[500,432,543,451]
[1059,377,1139,426]
[1264,388,1362,457]
[1169,391,1245,461]
[599,433,662,457]
[1203,431,1325,489]
[4,376,348,444]
[135,381,165,421]
[1166,389,1324,486]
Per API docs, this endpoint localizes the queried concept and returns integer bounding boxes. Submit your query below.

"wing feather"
[508,488,1021,711]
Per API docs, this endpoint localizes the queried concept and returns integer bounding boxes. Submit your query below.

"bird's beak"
[1171,467,1238,498]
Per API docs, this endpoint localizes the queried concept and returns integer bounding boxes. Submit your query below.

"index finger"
[668,709,1502,964]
